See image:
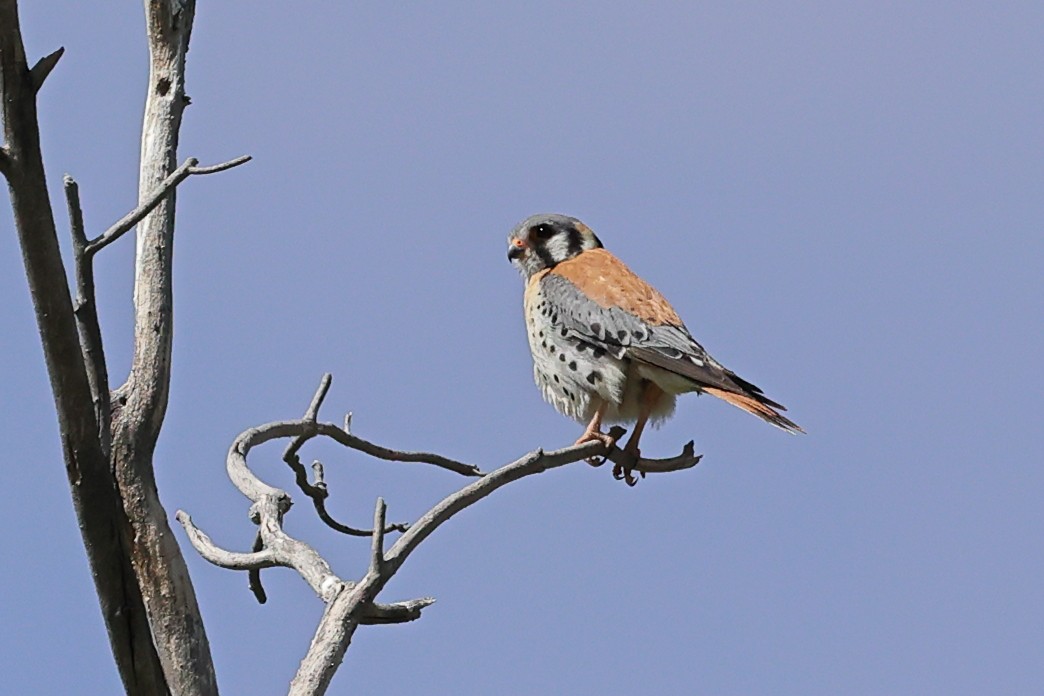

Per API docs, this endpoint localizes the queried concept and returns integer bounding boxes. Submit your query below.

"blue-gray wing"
[539,273,729,384]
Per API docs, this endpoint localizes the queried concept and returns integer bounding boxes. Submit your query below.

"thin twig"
[314,492,408,537]
[65,175,112,456]
[283,373,331,464]
[189,156,253,174]
[281,422,470,530]
[284,453,380,537]
[305,374,332,418]
[316,423,484,476]
[85,154,251,255]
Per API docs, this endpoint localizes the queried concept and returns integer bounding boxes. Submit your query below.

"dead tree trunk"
[2,1,246,693]
[106,4,217,693]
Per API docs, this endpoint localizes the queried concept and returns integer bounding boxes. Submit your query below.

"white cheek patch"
[544,235,573,263]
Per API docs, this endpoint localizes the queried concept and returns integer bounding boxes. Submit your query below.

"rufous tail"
[704,387,804,434]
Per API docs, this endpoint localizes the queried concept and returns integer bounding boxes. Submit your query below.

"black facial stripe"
[565,226,584,257]
[533,243,557,269]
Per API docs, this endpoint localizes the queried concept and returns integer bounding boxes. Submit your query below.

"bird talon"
[612,449,642,485]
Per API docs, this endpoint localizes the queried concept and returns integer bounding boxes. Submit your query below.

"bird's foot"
[607,440,704,486]
[612,446,645,486]
[575,426,626,467]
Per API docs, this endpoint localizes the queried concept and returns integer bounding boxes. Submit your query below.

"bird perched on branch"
[508,213,802,485]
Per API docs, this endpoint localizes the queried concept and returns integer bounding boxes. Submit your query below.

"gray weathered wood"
[0,1,170,692]
[179,374,697,695]
[104,2,220,693]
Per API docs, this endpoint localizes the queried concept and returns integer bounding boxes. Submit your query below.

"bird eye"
[531,224,554,240]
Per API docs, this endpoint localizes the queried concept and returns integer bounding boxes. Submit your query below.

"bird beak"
[507,238,527,261]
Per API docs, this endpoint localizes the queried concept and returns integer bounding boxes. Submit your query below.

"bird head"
[507,213,603,279]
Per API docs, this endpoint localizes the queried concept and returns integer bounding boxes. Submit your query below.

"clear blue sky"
[3,3,1042,694]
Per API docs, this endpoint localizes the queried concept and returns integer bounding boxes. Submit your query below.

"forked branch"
[61,154,250,456]
[177,374,698,695]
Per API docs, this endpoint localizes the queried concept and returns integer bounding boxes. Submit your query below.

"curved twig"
[177,512,280,570]
[316,424,485,476]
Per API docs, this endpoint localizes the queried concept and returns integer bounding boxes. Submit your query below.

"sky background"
[2,2,1042,694]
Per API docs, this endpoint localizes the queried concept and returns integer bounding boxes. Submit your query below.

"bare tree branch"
[188,155,253,174]
[382,437,616,572]
[360,597,436,625]
[64,175,112,455]
[623,440,701,473]
[176,509,431,627]
[29,46,63,92]
[176,511,281,570]
[284,433,617,695]
[85,154,251,255]
[329,425,487,476]
[288,582,371,696]
[276,377,484,477]
[179,372,699,694]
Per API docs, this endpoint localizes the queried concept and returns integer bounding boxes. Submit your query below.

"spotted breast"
[524,269,646,424]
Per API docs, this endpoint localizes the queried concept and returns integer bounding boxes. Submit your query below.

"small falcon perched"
[508,213,802,485]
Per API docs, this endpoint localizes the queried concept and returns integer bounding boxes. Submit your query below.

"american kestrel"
[508,213,802,485]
